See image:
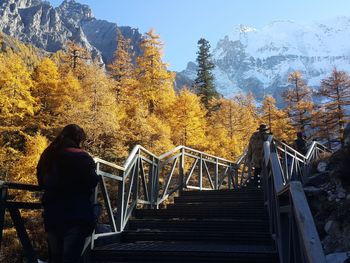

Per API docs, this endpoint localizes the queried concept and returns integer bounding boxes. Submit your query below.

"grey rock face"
[0,0,142,63]
[306,150,350,255]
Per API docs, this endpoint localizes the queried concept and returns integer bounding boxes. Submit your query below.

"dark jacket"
[37,147,99,230]
[294,138,307,155]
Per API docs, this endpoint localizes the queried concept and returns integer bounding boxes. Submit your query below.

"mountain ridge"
[177,17,350,102]
[0,0,143,63]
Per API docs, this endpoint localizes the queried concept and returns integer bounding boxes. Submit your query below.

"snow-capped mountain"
[178,17,350,102]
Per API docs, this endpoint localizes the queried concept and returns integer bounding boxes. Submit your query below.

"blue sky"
[49,0,350,71]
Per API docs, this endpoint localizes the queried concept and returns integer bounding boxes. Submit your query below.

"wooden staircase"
[92,187,279,262]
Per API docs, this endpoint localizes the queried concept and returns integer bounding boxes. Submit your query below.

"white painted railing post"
[180,148,185,191]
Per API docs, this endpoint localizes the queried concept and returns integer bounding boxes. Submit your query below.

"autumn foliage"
[0,30,349,261]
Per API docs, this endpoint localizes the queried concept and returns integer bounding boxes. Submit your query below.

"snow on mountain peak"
[178,17,350,102]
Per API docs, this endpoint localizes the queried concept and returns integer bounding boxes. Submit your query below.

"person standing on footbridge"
[247,124,270,187]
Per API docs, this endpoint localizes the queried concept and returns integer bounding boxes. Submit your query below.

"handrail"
[0,138,330,262]
[90,144,250,248]
[305,141,331,160]
[273,139,331,183]
[262,135,328,263]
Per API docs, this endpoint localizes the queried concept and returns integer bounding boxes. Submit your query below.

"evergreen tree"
[316,68,350,142]
[193,38,219,107]
[282,71,313,134]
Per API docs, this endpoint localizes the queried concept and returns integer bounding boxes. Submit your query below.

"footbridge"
[0,136,331,262]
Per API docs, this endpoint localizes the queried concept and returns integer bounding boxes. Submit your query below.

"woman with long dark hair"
[37,124,99,263]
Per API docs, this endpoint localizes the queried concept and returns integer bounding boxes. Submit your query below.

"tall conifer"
[193,38,218,107]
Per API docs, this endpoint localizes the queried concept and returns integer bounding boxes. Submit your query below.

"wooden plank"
[289,181,326,263]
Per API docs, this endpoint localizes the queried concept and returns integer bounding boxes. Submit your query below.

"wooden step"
[92,242,278,263]
[121,230,273,244]
[127,218,270,232]
[134,209,268,220]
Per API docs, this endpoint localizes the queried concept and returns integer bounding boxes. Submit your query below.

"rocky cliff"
[0,0,143,63]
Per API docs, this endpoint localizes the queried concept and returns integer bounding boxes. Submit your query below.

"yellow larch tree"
[232,94,259,154]
[121,29,175,154]
[206,96,258,160]
[0,52,36,127]
[206,98,236,159]
[74,64,124,158]
[32,58,61,128]
[316,68,350,142]
[282,71,314,134]
[11,133,48,186]
[261,95,295,143]
[169,88,207,149]
[135,29,176,116]
[108,32,136,102]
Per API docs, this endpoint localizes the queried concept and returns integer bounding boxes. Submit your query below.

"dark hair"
[37,124,86,185]
[48,124,86,152]
[297,132,303,138]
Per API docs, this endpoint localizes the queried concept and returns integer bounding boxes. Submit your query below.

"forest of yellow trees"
[1,28,349,188]
[0,27,349,262]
